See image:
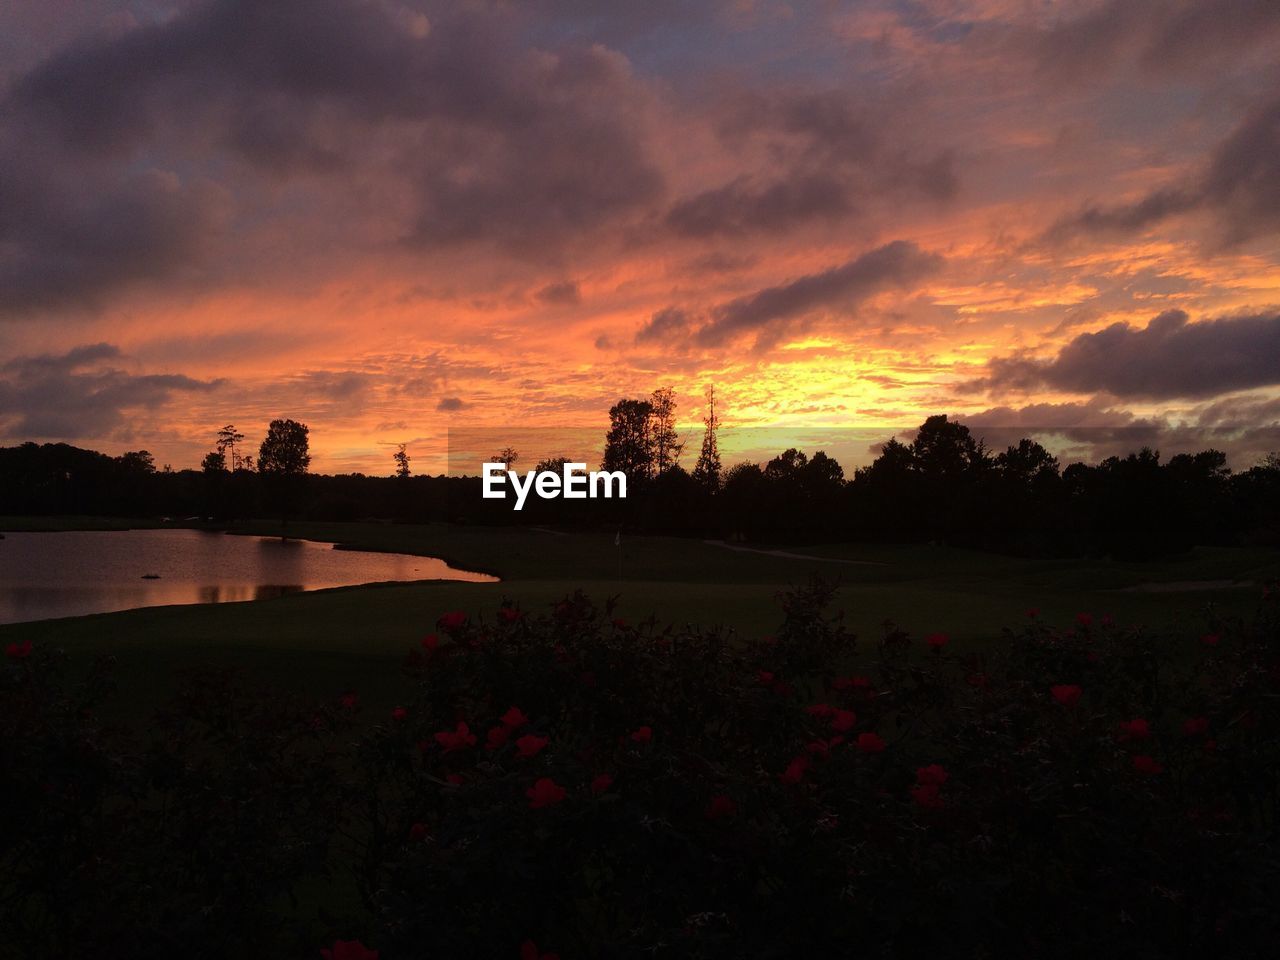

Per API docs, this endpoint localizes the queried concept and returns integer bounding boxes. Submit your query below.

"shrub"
[2,581,1278,958]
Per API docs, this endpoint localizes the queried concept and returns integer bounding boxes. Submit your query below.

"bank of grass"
[0,514,164,532]
[1,518,1276,715]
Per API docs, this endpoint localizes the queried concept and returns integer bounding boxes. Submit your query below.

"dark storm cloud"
[436,397,469,412]
[1043,95,1280,247]
[694,241,943,348]
[0,0,664,315]
[0,145,228,314]
[975,309,1280,400]
[0,343,220,437]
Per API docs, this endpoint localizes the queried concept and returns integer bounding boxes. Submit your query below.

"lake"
[0,528,496,625]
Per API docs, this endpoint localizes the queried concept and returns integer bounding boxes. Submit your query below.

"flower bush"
[2,579,1278,958]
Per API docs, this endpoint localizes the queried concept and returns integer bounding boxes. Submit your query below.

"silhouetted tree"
[259,421,310,475]
[650,387,684,474]
[493,447,519,470]
[394,444,411,478]
[692,387,722,490]
[910,415,987,481]
[201,451,226,473]
[258,419,310,531]
[995,439,1059,487]
[603,399,655,480]
[217,425,246,471]
[534,456,574,473]
[117,450,156,474]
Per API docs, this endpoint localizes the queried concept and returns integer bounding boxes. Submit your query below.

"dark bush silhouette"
[3,583,1279,957]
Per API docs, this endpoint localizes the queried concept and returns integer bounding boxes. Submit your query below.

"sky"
[2,0,1280,475]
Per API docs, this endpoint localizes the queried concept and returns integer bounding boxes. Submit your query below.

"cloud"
[1031,0,1280,82]
[436,397,469,412]
[0,0,665,315]
[663,89,957,239]
[0,343,220,438]
[666,174,855,238]
[1042,95,1280,247]
[959,395,1280,471]
[694,240,943,348]
[974,309,1280,400]
[634,306,692,344]
[535,280,581,305]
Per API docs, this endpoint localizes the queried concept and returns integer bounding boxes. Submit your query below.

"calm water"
[0,529,496,625]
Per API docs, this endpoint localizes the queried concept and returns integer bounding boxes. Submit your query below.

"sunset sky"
[2,0,1280,475]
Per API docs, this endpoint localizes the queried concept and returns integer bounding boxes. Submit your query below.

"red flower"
[705,794,737,819]
[833,674,874,695]
[916,763,949,786]
[433,722,476,753]
[1026,607,1040,619]
[1132,754,1164,775]
[437,611,467,630]
[445,773,465,785]
[515,734,549,758]
[911,783,944,809]
[779,756,809,784]
[526,777,567,809]
[5,640,32,660]
[486,725,511,750]
[926,632,949,649]
[499,607,521,623]
[611,617,628,629]
[1101,613,1114,627]
[391,706,407,722]
[1051,684,1082,707]
[966,672,988,689]
[856,732,886,754]
[806,740,831,757]
[321,941,379,960]
[590,773,614,796]
[339,692,359,710]
[1200,633,1220,647]
[408,822,428,842]
[756,670,775,685]
[805,703,835,717]
[421,633,439,652]
[520,940,560,960]
[1118,718,1150,740]
[630,725,653,744]
[501,706,529,729]
[830,709,857,732]
[1076,612,1093,627]
[1183,716,1210,736]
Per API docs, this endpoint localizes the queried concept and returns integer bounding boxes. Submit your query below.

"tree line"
[2,402,1279,558]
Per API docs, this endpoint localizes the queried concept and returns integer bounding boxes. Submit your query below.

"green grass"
[2,518,1276,715]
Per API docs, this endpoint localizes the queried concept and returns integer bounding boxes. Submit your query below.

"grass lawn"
[2,518,1277,715]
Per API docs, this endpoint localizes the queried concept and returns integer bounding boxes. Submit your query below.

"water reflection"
[0,529,495,625]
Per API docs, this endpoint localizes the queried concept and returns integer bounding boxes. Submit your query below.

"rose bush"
[2,578,1278,958]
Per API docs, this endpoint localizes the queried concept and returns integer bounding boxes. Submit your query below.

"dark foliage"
[4,412,1280,557]
[3,583,1279,958]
